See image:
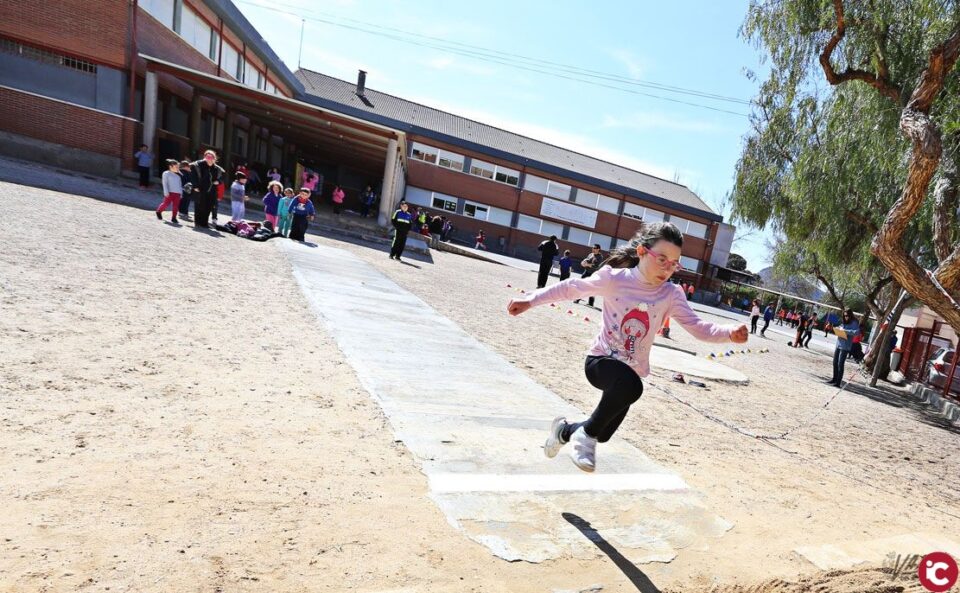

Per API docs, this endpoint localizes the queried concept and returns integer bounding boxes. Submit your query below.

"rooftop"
[295,68,719,221]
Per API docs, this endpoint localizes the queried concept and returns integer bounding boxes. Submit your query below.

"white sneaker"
[544,416,567,458]
[569,427,597,473]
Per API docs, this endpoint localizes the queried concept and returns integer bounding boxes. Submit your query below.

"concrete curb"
[908,383,960,425]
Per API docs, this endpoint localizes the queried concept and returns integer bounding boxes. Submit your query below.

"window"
[545,180,572,200]
[405,187,433,207]
[487,206,513,227]
[209,31,220,62]
[573,190,600,208]
[622,202,664,222]
[470,159,495,179]
[142,0,175,28]
[244,60,259,89]
[494,166,520,186]
[464,201,489,219]
[596,195,620,214]
[515,215,562,236]
[437,149,464,172]
[680,256,700,273]
[179,6,214,63]
[523,174,572,199]
[572,190,620,214]
[590,233,612,249]
[523,174,550,194]
[265,81,276,95]
[221,43,239,81]
[467,160,519,185]
[432,196,457,212]
[567,227,590,246]
[411,142,438,164]
[671,216,709,239]
[0,38,97,74]
[516,214,541,233]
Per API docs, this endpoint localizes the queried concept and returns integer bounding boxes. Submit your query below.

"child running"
[277,187,295,238]
[262,181,283,228]
[507,222,748,472]
[155,159,182,223]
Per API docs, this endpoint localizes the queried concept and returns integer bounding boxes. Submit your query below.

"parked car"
[925,348,960,392]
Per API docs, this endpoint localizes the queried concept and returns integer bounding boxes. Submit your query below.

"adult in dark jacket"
[760,303,774,337]
[189,150,223,228]
[536,235,559,288]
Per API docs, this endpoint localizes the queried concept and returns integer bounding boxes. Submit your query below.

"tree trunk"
[868,289,911,387]
[868,26,960,336]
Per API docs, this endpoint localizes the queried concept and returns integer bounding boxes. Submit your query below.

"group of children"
[155,157,316,241]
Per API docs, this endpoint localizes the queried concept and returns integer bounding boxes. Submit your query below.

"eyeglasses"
[645,249,682,271]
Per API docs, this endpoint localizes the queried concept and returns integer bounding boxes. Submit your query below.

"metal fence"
[897,322,959,400]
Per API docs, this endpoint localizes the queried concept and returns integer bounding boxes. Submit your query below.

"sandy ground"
[0,160,956,592]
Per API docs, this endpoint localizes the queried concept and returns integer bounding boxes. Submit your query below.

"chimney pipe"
[356,70,367,96]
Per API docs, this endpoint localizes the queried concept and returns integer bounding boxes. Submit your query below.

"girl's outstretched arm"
[669,287,748,343]
[507,266,614,316]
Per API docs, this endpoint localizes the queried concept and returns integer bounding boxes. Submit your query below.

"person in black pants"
[189,150,222,228]
[574,244,604,307]
[536,235,559,288]
[176,160,193,220]
[389,201,413,260]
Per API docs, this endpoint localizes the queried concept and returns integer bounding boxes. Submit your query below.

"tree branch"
[844,209,879,234]
[871,23,960,332]
[819,0,902,104]
[933,136,959,262]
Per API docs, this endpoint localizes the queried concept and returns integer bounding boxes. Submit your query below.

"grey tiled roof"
[295,69,718,221]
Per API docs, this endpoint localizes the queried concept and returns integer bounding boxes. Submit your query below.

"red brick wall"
[0,0,130,68]
[136,8,219,76]
[0,87,127,157]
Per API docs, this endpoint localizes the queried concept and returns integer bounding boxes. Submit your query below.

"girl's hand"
[507,299,532,316]
[730,324,749,343]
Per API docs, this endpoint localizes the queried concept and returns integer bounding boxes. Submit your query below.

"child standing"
[508,222,747,472]
[559,250,573,281]
[134,144,152,189]
[230,173,247,222]
[155,159,182,223]
[288,188,316,242]
[332,185,345,215]
[475,230,487,250]
[262,181,283,228]
[277,188,296,237]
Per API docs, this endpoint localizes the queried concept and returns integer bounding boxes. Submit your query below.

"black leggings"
[562,355,643,443]
[751,315,759,333]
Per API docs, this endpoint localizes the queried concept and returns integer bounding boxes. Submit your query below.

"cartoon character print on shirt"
[620,303,651,356]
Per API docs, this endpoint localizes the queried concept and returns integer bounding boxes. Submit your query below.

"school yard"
[1,159,958,592]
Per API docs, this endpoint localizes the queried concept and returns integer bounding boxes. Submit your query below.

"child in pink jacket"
[508,222,748,472]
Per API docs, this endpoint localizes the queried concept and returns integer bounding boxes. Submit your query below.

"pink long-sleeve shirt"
[527,266,733,377]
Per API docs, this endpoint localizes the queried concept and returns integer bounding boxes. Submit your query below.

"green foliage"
[734,0,960,287]
[727,253,748,271]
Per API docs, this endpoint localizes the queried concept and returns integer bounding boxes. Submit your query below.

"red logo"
[918,552,958,592]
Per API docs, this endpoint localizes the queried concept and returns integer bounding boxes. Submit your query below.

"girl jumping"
[507,223,748,472]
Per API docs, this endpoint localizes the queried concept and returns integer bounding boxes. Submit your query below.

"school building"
[0,0,732,288]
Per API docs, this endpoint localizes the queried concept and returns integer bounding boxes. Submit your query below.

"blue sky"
[235,0,771,270]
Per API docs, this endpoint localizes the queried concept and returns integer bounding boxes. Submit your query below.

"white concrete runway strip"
[280,241,731,564]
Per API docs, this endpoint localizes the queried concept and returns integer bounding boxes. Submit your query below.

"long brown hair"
[603,222,684,269]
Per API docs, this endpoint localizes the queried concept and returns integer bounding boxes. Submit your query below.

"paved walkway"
[280,240,731,564]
